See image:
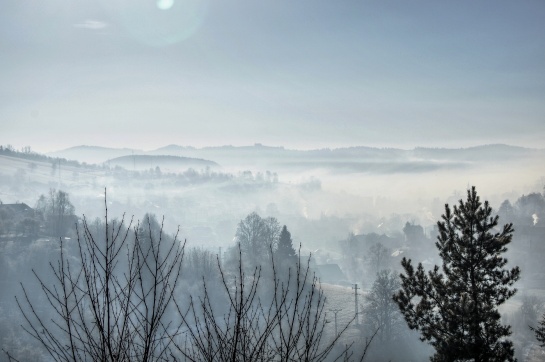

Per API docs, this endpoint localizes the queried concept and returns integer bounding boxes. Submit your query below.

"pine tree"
[275,225,297,261]
[393,186,520,362]
[530,313,545,348]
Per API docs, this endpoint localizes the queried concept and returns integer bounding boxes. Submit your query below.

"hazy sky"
[1,0,544,152]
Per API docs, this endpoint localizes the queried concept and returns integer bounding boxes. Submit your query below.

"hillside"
[48,145,141,164]
[106,154,219,172]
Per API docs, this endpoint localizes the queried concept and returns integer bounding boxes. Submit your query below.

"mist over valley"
[1,142,544,361]
[3,143,543,246]
[2,0,545,359]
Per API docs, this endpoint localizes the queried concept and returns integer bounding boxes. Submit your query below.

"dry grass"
[321,283,370,344]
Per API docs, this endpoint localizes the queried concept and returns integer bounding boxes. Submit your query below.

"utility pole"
[58,158,61,188]
[353,283,359,325]
[329,308,342,336]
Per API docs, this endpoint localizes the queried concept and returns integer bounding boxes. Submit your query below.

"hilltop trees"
[394,187,520,362]
[498,192,545,226]
[514,192,545,226]
[234,213,299,274]
[234,212,281,269]
[34,189,76,237]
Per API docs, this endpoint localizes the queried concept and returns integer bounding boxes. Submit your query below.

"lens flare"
[99,0,208,46]
[156,0,174,10]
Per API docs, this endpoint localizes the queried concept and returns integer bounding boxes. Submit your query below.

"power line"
[328,308,342,336]
[352,284,360,325]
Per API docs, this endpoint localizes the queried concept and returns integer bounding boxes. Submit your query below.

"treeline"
[111,167,279,188]
[2,187,545,361]
[498,190,545,226]
[0,145,96,169]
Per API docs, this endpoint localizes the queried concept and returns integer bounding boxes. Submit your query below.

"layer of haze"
[1,0,545,152]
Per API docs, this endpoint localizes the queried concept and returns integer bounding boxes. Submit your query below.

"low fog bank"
[1,144,543,248]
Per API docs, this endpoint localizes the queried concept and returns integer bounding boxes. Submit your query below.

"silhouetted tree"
[365,243,391,276]
[34,189,76,237]
[176,245,372,361]
[274,225,296,263]
[4,198,375,362]
[235,212,280,269]
[519,295,542,336]
[183,247,218,285]
[515,192,545,225]
[530,314,545,348]
[498,200,516,225]
[393,186,520,362]
[363,270,402,345]
[6,192,186,361]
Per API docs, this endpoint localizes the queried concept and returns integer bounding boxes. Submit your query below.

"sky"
[1,0,544,153]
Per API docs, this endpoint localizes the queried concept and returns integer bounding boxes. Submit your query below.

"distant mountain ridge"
[107,154,219,172]
[48,145,143,164]
[46,143,545,173]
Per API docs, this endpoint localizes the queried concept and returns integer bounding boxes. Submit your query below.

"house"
[314,263,348,285]
[0,203,35,223]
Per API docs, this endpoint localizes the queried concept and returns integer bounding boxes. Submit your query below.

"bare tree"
[6,192,187,361]
[234,212,281,270]
[364,243,391,276]
[363,270,402,345]
[176,245,373,361]
[34,189,76,237]
[5,196,374,361]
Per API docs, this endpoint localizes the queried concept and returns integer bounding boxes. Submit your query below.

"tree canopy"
[34,189,76,236]
[235,212,280,268]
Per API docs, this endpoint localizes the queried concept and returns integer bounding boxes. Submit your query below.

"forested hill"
[106,154,219,172]
[48,145,142,165]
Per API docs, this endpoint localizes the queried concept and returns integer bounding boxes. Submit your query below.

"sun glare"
[156,0,174,10]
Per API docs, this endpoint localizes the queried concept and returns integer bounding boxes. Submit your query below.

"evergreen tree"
[530,313,545,348]
[393,186,520,362]
[275,225,297,261]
